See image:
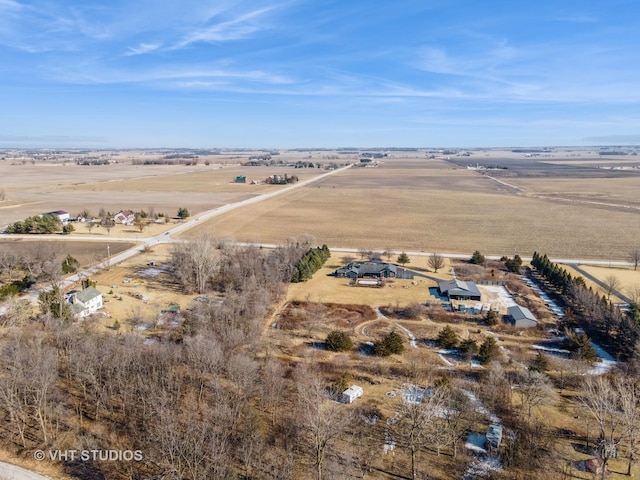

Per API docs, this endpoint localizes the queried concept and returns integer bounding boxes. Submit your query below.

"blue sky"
[1,0,639,148]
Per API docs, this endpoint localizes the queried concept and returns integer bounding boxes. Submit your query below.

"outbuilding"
[341,385,363,404]
[507,305,537,328]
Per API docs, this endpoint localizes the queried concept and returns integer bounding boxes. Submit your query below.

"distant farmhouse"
[335,261,397,279]
[113,210,136,226]
[45,210,70,223]
[67,286,103,319]
[507,305,537,328]
[437,279,481,301]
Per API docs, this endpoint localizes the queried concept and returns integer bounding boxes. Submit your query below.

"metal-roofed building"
[437,279,482,301]
[507,305,537,328]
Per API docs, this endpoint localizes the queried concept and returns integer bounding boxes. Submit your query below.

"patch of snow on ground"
[462,390,500,425]
[463,455,502,480]
[439,354,455,366]
[401,384,431,404]
[588,341,617,375]
[477,285,517,309]
[395,323,417,348]
[522,276,565,318]
[532,345,571,355]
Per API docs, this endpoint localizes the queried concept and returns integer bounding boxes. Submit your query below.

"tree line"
[531,252,639,360]
[291,245,331,283]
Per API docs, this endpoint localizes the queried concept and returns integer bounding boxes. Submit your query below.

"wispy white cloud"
[174,6,275,48]
[124,42,161,56]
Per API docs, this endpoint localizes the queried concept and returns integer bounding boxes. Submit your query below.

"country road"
[0,461,51,480]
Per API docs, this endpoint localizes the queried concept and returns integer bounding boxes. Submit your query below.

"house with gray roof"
[68,286,103,318]
[437,279,481,301]
[335,261,397,279]
[507,305,537,328]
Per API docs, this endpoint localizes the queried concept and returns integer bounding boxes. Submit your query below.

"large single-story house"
[341,385,363,404]
[68,286,103,318]
[335,261,397,279]
[507,305,537,328]
[437,279,481,301]
[113,210,136,225]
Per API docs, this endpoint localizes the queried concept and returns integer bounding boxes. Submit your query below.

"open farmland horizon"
[1,147,639,261]
[180,149,640,261]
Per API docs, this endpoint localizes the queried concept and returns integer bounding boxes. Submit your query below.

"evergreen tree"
[326,331,353,352]
[459,338,479,360]
[529,352,549,373]
[469,250,485,265]
[61,255,80,274]
[478,337,499,364]
[485,309,500,326]
[437,325,459,349]
[373,331,405,356]
[397,252,410,266]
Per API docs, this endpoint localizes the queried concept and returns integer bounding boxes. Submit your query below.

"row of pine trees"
[291,245,331,283]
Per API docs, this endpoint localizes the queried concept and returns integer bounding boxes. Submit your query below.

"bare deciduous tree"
[171,236,221,293]
[630,248,640,271]
[391,386,447,480]
[604,275,621,300]
[428,252,445,273]
[580,376,625,479]
[515,370,556,421]
[616,377,640,476]
[297,365,352,480]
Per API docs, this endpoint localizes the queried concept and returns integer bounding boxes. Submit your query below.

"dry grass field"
[571,264,640,299]
[0,239,134,266]
[183,155,640,260]
[0,154,326,227]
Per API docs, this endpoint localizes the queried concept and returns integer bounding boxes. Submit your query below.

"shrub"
[326,330,353,352]
[373,331,404,356]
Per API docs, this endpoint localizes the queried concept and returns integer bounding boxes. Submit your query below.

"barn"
[507,305,537,328]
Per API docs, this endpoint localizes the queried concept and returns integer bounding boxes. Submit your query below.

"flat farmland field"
[0,159,323,227]
[0,239,134,266]
[183,156,640,260]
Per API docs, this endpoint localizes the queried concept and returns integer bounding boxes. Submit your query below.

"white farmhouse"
[341,385,363,404]
[68,286,104,318]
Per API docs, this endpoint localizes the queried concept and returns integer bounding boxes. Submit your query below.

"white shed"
[342,385,363,404]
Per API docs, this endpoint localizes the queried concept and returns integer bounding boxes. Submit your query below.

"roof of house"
[336,261,397,276]
[437,279,481,297]
[75,286,102,303]
[508,305,537,322]
[47,210,69,216]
